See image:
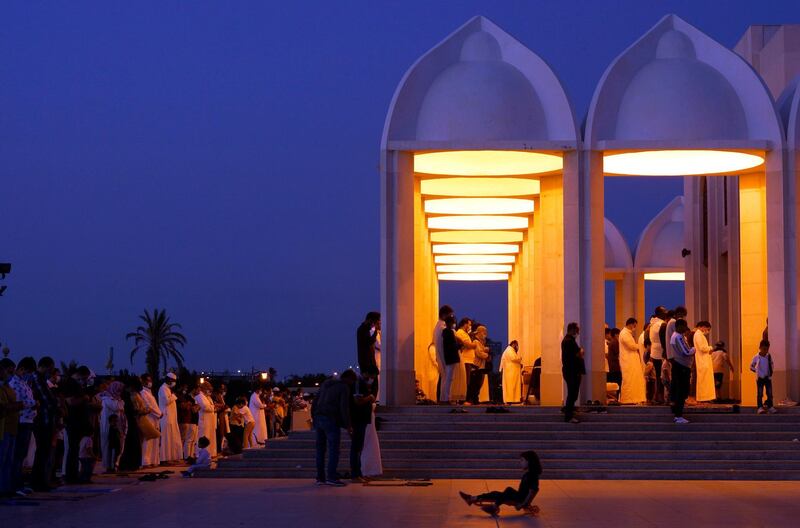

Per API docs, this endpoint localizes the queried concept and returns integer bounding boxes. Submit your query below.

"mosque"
[378,15,800,408]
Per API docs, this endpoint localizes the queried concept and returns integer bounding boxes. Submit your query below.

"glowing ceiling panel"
[420,177,540,197]
[430,230,523,243]
[603,150,764,176]
[424,198,534,215]
[432,243,519,255]
[438,273,509,281]
[428,216,528,230]
[644,272,686,281]
[434,255,516,264]
[436,264,513,273]
[414,150,563,176]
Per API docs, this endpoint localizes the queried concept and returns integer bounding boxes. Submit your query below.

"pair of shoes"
[568,418,580,424]
[458,491,474,506]
[768,407,778,414]
[314,480,327,486]
[673,417,690,424]
[325,479,346,487]
[351,476,368,483]
[15,488,31,497]
[757,407,767,414]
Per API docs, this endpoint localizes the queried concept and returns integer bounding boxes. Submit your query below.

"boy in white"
[183,436,213,477]
[750,340,776,414]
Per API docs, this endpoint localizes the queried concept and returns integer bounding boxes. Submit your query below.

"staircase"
[199,405,800,480]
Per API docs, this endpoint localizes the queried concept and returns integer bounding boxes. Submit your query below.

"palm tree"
[127,308,187,380]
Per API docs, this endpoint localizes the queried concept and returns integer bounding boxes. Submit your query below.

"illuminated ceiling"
[603,150,764,176]
[414,150,562,176]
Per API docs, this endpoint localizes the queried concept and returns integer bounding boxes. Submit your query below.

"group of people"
[0,353,312,496]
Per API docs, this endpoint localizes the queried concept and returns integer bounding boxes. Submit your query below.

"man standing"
[139,374,161,467]
[9,357,37,495]
[177,384,199,461]
[693,322,717,403]
[619,319,646,404]
[30,357,58,491]
[312,370,356,486]
[62,366,93,483]
[648,306,668,403]
[433,305,454,402]
[670,319,696,424]
[561,323,585,424]
[606,328,622,398]
[158,373,183,464]
[349,366,378,483]
[356,312,381,374]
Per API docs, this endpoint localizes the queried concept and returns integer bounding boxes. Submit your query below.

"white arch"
[604,218,633,273]
[634,196,685,272]
[382,15,578,148]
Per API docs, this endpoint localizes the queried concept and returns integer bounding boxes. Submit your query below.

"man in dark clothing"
[62,366,94,483]
[607,328,622,399]
[312,370,356,486]
[561,323,585,424]
[356,312,381,374]
[30,357,58,491]
[349,366,378,482]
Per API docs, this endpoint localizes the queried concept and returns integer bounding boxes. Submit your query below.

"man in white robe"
[500,341,522,404]
[158,373,183,463]
[249,389,268,445]
[619,318,646,404]
[195,383,218,457]
[693,322,717,402]
[140,374,161,467]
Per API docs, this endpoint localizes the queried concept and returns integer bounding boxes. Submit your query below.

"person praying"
[618,318,646,404]
[500,341,522,404]
[453,318,475,404]
[441,313,460,404]
[99,381,126,472]
[139,374,161,467]
[158,372,183,464]
[249,387,268,446]
[195,382,218,457]
[693,321,717,403]
[670,319,695,423]
[561,323,585,424]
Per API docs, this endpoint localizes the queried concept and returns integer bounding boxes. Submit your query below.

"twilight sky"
[2,1,798,378]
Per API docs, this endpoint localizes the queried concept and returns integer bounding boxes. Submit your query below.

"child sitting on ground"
[79,426,96,483]
[459,450,541,516]
[182,436,213,477]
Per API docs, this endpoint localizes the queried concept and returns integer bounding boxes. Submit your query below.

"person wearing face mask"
[249,387,268,446]
[158,373,182,463]
[349,366,379,482]
[195,382,217,457]
[139,374,162,467]
[177,385,200,461]
[62,365,94,483]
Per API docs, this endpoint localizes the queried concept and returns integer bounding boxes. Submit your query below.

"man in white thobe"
[619,318,646,404]
[500,341,522,404]
[693,321,716,402]
[158,373,183,463]
[140,374,162,466]
[195,383,217,457]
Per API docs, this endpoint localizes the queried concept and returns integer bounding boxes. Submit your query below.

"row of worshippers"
[430,305,494,405]
[0,355,305,497]
[602,306,734,409]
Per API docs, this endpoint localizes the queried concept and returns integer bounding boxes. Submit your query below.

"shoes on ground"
[325,479,346,487]
[673,417,690,424]
[568,418,580,424]
[481,504,500,516]
[757,407,767,414]
[768,407,778,414]
[459,491,474,506]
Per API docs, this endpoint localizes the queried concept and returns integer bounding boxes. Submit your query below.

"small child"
[183,436,212,477]
[79,426,96,483]
[750,339,776,414]
[107,414,121,472]
[459,451,541,517]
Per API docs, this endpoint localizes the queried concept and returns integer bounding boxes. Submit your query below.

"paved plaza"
[2,476,799,527]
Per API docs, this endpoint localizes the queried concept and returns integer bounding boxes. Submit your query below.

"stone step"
[374,413,800,423]
[242,448,800,461]
[219,457,800,470]
[377,405,800,415]
[248,439,797,451]
[308,431,799,441]
[377,421,800,432]
[198,467,800,480]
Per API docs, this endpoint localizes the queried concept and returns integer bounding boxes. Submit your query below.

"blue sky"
[1,1,798,377]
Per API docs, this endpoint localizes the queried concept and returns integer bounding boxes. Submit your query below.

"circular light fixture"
[436,264,512,273]
[432,243,519,255]
[644,272,686,281]
[414,150,563,176]
[428,216,528,231]
[435,254,516,264]
[438,272,509,281]
[420,177,540,197]
[430,230,523,243]
[425,198,534,215]
[603,150,764,176]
